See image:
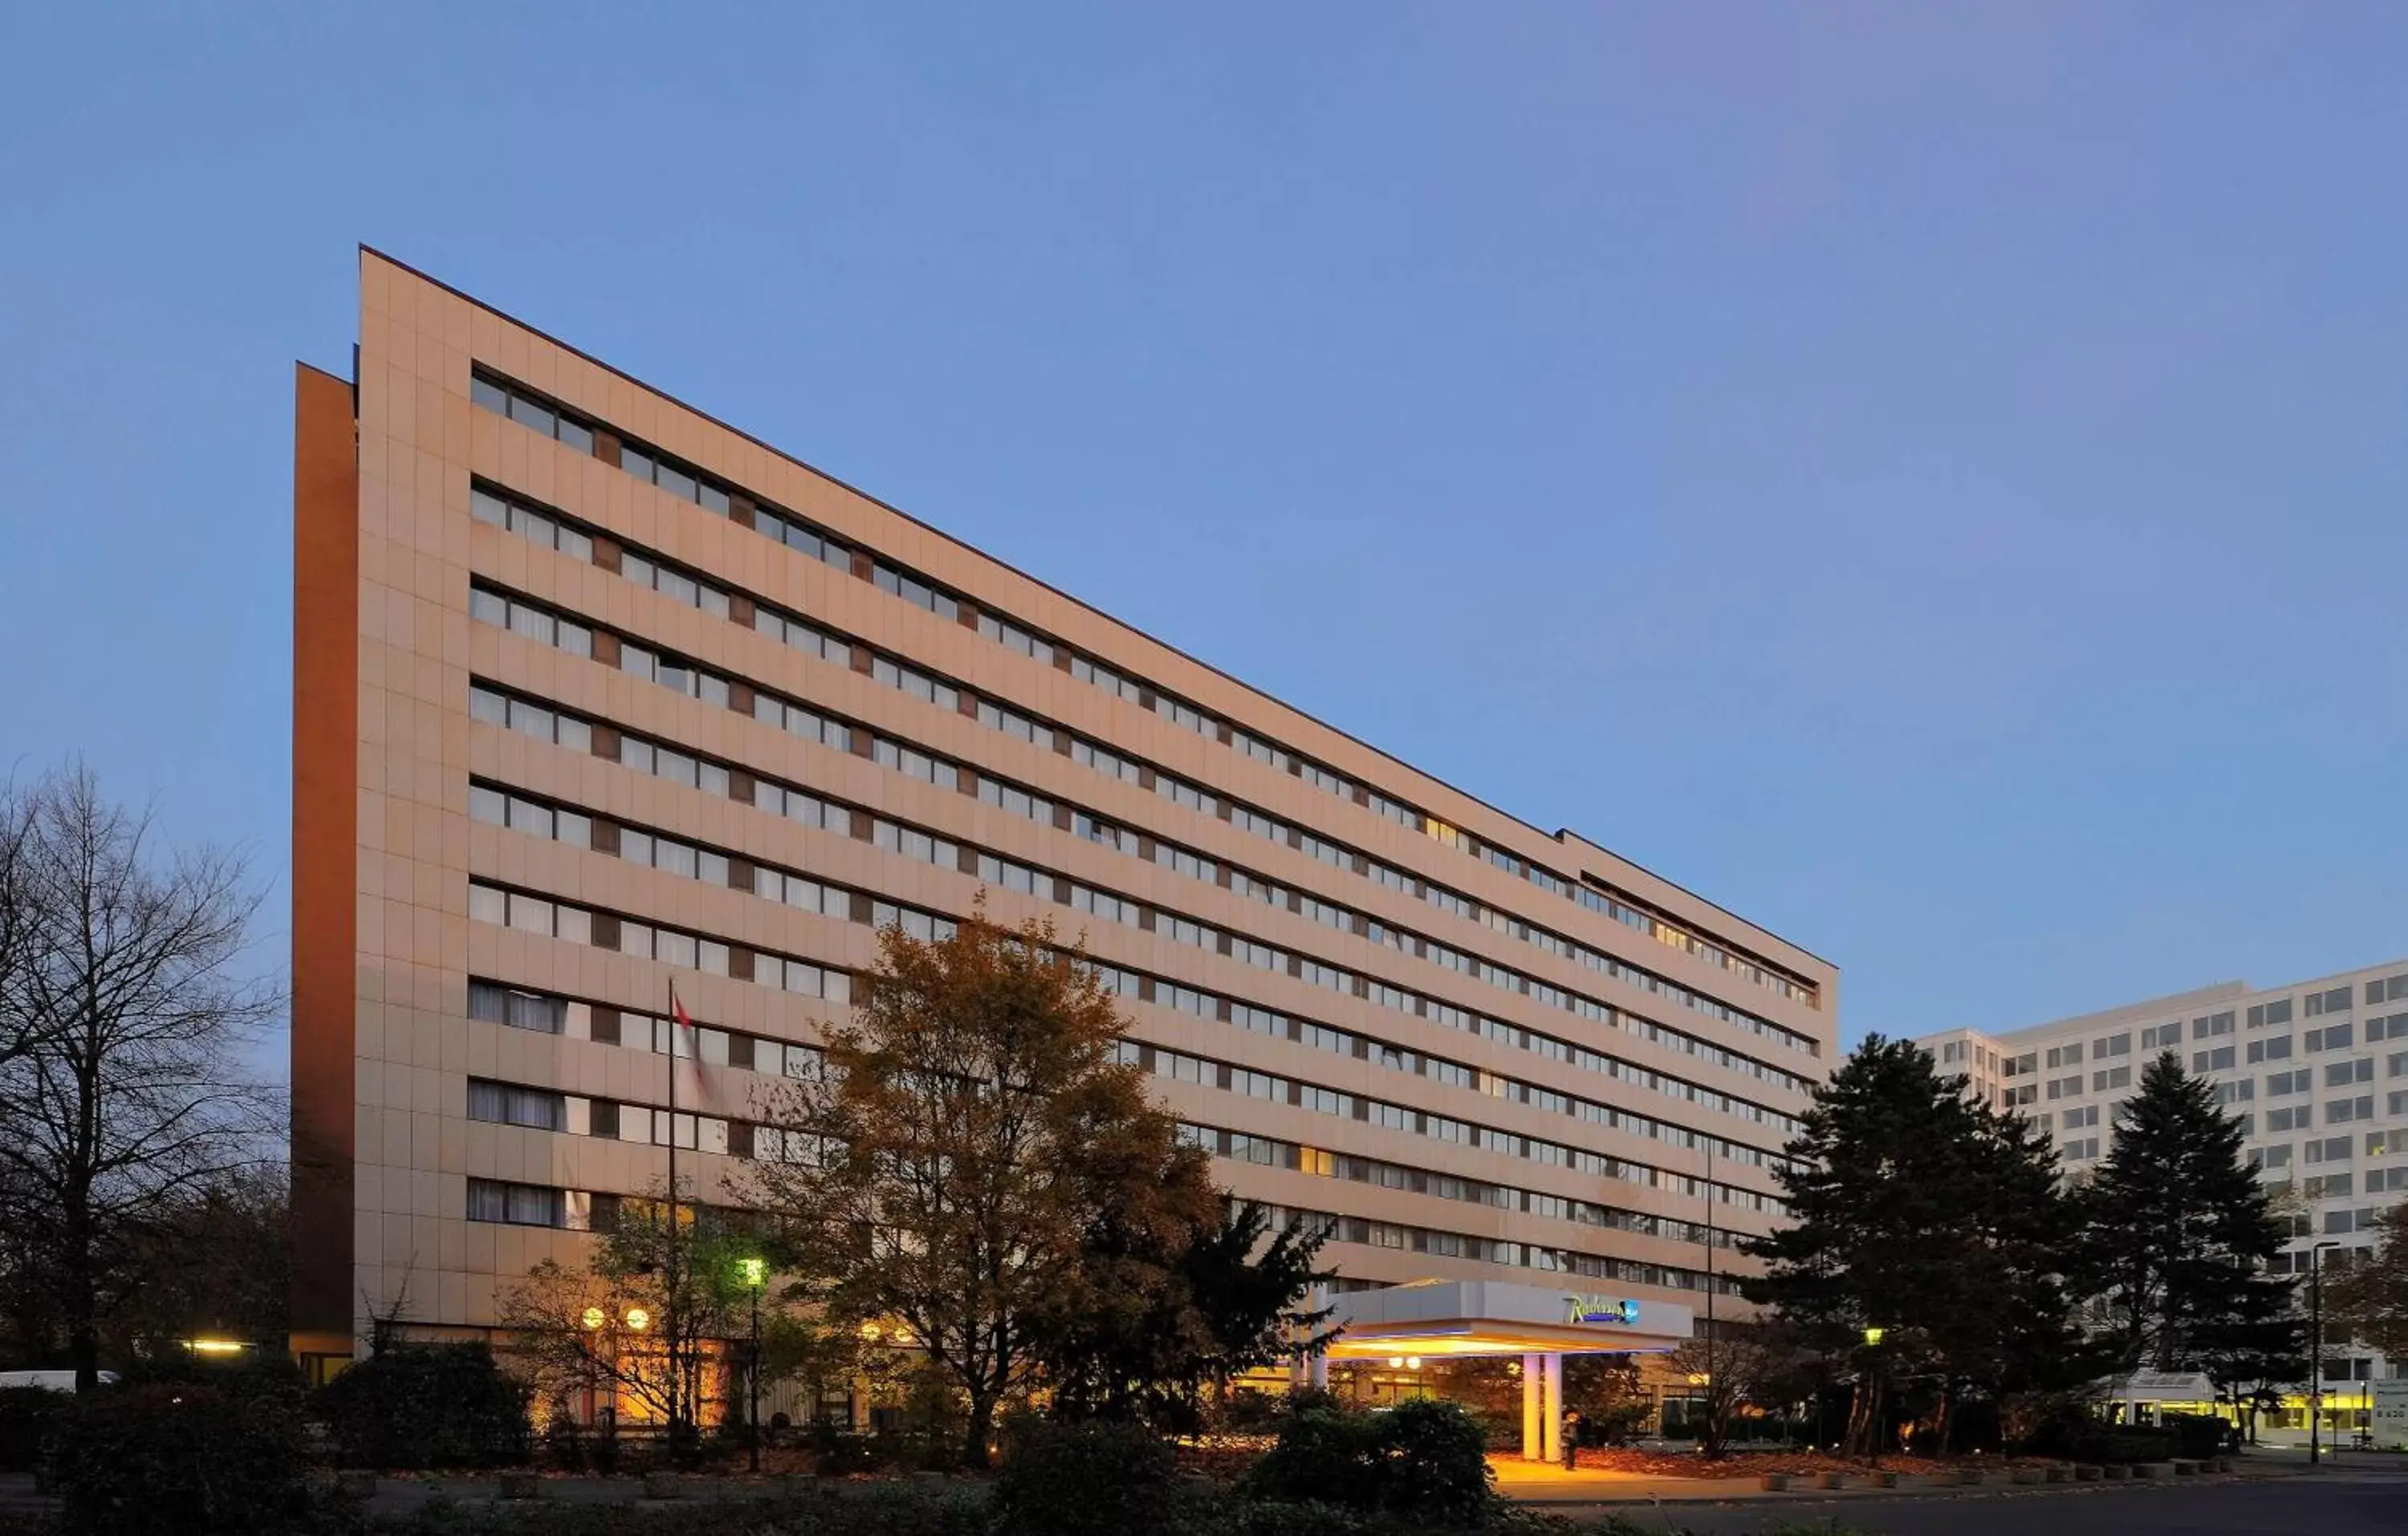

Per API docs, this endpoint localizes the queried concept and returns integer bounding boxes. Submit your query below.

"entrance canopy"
[1324,1278,1694,1359]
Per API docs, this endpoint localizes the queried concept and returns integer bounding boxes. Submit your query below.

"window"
[466,1177,566,1228]
[2305,1023,2355,1052]
[467,1079,565,1131]
[2304,986,2353,1017]
[2247,1035,2293,1064]
[2251,1144,2293,1170]
[2368,973,2408,1006]
[2189,1047,2233,1074]
[471,376,596,455]
[2326,1058,2374,1087]
[2266,1106,2308,1133]
[2267,1069,2310,1095]
[2095,1064,2134,1091]
[2325,1095,2375,1124]
[468,981,566,1034]
[2246,1000,2294,1030]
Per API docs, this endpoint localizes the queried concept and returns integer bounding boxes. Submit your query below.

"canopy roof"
[1324,1279,1695,1359]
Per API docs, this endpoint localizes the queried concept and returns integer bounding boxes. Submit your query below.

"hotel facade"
[290,251,1838,1412]
[1919,961,2408,1425]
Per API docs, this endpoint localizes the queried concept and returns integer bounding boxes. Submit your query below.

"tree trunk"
[965,1391,997,1469]
[1845,1382,1873,1455]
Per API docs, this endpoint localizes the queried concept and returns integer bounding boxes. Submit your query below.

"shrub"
[2159,1412,2232,1459]
[315,1342,531,1469]
[0,1386,68,1473]
[47,1381,330,1536]
[995,1416,1180,1536]
[1243,1398,1497,1526]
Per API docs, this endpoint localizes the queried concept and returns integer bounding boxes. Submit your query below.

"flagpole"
[666,979,680,1439]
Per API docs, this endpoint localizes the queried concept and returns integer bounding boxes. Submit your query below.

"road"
[1574,1467,2408,1534]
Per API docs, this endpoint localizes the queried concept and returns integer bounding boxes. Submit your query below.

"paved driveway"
[1556,1466,2408,1534]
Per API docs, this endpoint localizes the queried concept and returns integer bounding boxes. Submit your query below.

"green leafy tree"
[1032,1199,1334,1433]
[499,1189,785,1458]
[751,910,1218,1465]
[2073,1051,2289,1374]
[1741,1035,2089,1453]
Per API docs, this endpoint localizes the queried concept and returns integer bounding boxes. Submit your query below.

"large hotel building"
[290,250,1838,1403]
[1919,960,2408,1420]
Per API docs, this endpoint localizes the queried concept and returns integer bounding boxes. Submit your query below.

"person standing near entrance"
[1561,1408,1581,1469]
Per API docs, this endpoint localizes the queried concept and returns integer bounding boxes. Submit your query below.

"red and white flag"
[670,987,715,1107]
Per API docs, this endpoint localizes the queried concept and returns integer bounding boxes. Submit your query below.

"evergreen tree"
[1741,1037,2087,1451]
[2073,1050,2289,1373]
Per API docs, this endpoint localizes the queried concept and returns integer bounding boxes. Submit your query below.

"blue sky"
[4,4,2404,1067]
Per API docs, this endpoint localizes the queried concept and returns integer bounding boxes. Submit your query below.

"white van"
[0,1371,118,1392]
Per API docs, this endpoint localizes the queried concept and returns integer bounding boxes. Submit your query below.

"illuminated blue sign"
[1563,1294,1641,1327]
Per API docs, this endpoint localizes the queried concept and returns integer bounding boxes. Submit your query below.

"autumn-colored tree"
[750,910,1218,1465]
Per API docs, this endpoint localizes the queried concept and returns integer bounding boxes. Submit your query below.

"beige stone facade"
[290,249,1839,1381]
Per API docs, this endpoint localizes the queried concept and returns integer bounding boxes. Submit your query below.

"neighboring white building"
[1917,961,2408,1414]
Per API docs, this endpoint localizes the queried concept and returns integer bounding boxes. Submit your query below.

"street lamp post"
[2308,1240,2341,1467]
[1862,1327,1887,1472]
[739,1257,767,1473]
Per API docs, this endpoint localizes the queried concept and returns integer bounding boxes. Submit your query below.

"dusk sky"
[4,4,2404,1067]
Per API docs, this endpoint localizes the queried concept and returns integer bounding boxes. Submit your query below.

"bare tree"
[0,782,45,1070]
[0,765,282,1388]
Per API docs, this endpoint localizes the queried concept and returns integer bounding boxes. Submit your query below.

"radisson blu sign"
[1564,1294,1642,1327]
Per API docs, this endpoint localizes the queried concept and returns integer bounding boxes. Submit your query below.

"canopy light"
[738,1257,768,1290]
[581,1307,607,1331]
[624,1307,651,1333]
[185,1339,248,1355]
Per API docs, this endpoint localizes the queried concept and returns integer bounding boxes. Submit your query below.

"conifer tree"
[1742,1036,2087,1451]
[2073,1050,2289,1373]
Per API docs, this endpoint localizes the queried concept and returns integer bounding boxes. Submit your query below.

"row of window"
[462,406,1824,1017]
[465,1176,599,1229]
[465,878,1791,1194]
[1121,1038,1781,1215]
[468,881,851,1002]
[464,530,1818,1068]
[470,766,1801,1151]
[472,980,831,1085]
[467,1075,738,1153]
[2260,1099,2390,1133]
[467,672,1813,1123]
